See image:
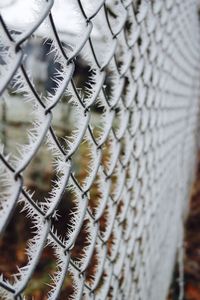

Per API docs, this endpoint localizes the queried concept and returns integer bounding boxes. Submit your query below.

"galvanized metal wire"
[0,0,200,299]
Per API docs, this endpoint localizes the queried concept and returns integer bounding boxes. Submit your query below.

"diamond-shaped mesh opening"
[23,141,56,204]
[50,187,82,243]
[0,86,34,157]
[22,244,56,300]
[0,201,34,283]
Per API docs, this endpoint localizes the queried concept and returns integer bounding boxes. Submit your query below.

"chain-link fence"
[0,0,200,299]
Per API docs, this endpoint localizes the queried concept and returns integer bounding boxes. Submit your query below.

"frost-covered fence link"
[0,0,200,299]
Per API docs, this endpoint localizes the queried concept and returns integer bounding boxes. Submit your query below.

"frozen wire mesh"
[0,0,200,299]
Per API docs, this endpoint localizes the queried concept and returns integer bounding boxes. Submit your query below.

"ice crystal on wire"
[0,157,21,232]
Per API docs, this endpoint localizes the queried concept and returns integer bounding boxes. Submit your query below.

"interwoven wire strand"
[0,0,200,299]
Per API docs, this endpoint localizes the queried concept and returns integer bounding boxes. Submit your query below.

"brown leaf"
[186,284,200,300]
